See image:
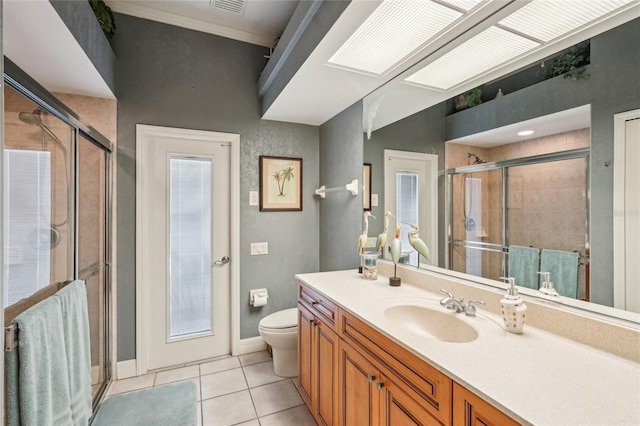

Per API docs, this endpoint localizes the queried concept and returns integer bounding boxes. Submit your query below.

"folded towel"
[540,249,580,298]
[55,280,93,426]
[6,296,73,426]
[508,245,540,289]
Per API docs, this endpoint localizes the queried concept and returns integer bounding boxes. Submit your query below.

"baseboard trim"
[116,359,137,379]
[238,336,266,355]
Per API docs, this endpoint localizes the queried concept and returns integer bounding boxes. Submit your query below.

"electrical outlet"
[249,191,259,206]
[372,194,379,207]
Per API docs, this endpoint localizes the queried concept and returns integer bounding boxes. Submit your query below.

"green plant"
[454,87,483,111]
[89,0,116,39]
[544,41,590,81]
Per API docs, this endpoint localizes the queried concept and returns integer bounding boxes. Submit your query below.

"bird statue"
[389,225,402,286]
[376,211,395,254]
[358,211,376,255]
[407,223,431,268]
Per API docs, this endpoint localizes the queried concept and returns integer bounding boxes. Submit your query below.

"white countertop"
[296,270,640,426]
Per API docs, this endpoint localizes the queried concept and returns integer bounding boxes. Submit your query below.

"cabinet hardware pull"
[312,301,320,305]
[308,318,315,326]
[367,375,376,383]
[376,382,385,390]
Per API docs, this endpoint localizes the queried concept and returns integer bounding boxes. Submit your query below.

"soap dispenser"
[536,271,560,300]
[499,277,527,334]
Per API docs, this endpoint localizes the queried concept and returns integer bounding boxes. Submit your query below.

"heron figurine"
[389,225,402,286]
[358,212,375,272]
[407,223,431,269]
[376,211,395,254]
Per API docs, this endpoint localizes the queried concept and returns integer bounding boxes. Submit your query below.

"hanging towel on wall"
[540,249,580,298]
[5,296,73,426]
[55,280,93,426]
[508,245,540,289]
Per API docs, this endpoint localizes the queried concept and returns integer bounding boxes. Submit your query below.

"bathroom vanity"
[296,269,640,426]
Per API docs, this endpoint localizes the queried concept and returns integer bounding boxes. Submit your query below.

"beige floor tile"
[243,360,285,388]
[107,373,156,396]
[250,380,304,417]
[202,390,257,426]
[154,365,200,386]
[200,356,241,376]
[201,368,248,400]
[234,420,260,426]
[239,350,272,366]
[259,404,316,426]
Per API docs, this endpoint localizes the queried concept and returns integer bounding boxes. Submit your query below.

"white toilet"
[258,308,298,378]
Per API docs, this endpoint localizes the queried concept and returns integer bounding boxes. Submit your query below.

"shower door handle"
[212,256,230,266]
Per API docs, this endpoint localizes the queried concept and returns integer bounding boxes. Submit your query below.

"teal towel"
[508,245,540,289]
[6,297,73,426]
[540,249,580,298]
[55,281,93,426]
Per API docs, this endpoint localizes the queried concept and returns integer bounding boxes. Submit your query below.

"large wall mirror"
[362,5,639,321]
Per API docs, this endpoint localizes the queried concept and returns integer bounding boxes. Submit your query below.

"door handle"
[212,256,230,266]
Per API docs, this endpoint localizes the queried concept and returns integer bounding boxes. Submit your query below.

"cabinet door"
[298,304,315,408]
[316,321,339,426]
[339,341,380,426]
[380,377,443,426]
[453,383,520,426]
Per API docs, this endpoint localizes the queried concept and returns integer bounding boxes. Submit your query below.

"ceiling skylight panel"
[404,26,540,90]
[327,0,463,76]
[499,0,635,42]
[438,0,485,12]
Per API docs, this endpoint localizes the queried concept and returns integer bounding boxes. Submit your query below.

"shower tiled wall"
[446,129,589,298]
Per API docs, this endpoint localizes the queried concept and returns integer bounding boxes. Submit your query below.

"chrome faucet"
[439,289,485,316]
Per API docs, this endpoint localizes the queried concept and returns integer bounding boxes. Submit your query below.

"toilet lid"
[260,308,298,329]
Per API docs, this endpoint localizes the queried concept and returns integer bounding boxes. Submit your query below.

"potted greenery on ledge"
[544,41,590,81]
[89,0,116,39]
[454,87,483,111]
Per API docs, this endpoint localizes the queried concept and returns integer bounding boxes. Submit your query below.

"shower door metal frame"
[447,148,591,296]
[3,58,114,407]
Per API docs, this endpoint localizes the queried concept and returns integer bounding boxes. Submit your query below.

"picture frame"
[259,156,303,211]
[363,163,372,211]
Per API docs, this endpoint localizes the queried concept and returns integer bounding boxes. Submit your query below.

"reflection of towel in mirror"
[540,249,580,298]
[508,245,540,289]
[6,297,73,426]
[55,280,93,426]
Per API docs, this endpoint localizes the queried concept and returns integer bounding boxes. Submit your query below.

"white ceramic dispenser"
[536,271,560,300]
[499,277,527,334]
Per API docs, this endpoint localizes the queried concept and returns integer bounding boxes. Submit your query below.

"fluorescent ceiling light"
[405,26,540,90]
[499,0,635,42]
[439,0,484,12]
[327,0,463,76]
[518,130,535,136]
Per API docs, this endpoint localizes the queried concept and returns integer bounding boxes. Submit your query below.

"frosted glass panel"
[396,172,419,265]
[3,150,52,306]
[169,157,212,338]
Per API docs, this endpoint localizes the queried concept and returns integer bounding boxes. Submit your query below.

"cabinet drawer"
[298,282,337,328]
[339,309,452,425]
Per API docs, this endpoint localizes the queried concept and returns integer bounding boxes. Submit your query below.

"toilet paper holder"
[249,288,269,306]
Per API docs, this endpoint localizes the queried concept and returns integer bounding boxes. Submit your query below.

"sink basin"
[383,304,478,343]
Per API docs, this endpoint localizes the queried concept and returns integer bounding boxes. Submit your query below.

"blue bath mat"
[92,381,197,426]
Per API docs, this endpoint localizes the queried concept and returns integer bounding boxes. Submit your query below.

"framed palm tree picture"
[259,156,303,211]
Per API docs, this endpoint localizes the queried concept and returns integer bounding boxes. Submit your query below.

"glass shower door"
[77,135,110,400]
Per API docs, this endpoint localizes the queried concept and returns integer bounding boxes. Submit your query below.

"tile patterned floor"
[105,351,316,426]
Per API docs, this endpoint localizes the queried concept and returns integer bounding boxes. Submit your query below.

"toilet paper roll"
[253,293,268,307]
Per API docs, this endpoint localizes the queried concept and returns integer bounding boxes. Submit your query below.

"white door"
[137,125,232,371]
[624,118,640,313]
[384,150,438,267]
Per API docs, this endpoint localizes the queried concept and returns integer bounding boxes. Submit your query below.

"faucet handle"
[465,300,485,316]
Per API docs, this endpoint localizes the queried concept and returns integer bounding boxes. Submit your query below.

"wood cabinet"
[298,285,339,426]
[298,282,520,426]
[453,383,520,426]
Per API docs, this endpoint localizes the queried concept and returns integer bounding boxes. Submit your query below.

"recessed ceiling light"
[518,130,535,136]
[404,26,539,91]
[499,0,634,43]
[327,0,464,76]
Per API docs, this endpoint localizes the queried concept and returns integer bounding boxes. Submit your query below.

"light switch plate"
[372,194,379,207]
[251,242,268,255]
[249,191,259,206]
